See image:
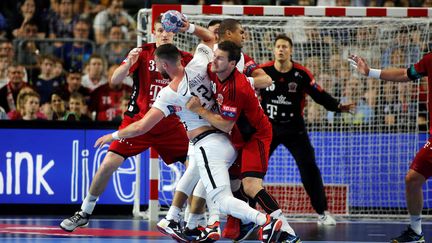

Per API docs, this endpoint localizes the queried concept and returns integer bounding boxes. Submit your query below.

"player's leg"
[184,181,212,241]
[240,137,299,242]
[156,143,201,242]
[60,151,125,232]
[391,141,431,243]
[284,130,335,225]
[193,134,283,243]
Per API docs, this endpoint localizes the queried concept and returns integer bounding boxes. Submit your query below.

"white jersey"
[152,43,217,131]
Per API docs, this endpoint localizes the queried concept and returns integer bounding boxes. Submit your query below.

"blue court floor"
[0,216,431,242]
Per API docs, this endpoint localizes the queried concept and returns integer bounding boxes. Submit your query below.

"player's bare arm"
[348,54,410,82]
[178,18,216,48]
[186,96,235,133]
[111,47,141,85]
[250,68,272,88]
[94,107,165,148]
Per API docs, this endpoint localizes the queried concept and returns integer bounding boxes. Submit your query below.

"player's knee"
[99,153,124,173]
[405,170,425,188]
[241,177,263,197]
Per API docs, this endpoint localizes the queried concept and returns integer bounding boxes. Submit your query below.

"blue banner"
[0,128,149,205]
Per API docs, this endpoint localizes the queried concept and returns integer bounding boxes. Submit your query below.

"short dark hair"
[275,34,293,47]
[217,41,241,64]
[155,44,181,64]
[218,19,241,38]
[207,19,222,28]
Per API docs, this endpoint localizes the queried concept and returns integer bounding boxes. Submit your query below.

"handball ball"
[161,10,186,33]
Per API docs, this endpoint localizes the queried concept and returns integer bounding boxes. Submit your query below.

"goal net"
[136,5,432,220]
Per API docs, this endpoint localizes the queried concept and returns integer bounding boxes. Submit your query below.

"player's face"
[154,23,175,47]
[211,49,233,74]
[274,39,292,62]
[227,24,245,47]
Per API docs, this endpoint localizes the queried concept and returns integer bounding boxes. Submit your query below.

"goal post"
[135,5,432,220]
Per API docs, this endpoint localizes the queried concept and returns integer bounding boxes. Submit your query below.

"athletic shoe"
[234,222,260,242]
[391,226,425,243]
[221,215,240,239]
[195,221,221,242]
[183,226,203,241]
[60,211,90,232]
[156,218,189,242]
[317,211,336,226]
[258,215,282,243]
[278,231,302,243]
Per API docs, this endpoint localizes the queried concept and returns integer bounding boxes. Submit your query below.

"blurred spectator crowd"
[0,0,136,121]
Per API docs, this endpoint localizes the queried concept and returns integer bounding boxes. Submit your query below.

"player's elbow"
[254,75,272,89]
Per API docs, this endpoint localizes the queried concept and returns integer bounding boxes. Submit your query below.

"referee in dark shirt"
[260,34,354,225]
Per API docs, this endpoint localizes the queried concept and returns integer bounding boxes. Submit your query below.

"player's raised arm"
[178,18,215,47]
[348,54,411,82]
[111,47,141,85]
[94,107,165,148]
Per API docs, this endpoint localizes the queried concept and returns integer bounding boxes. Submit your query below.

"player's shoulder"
[260,60,275,69]
[139,43,157,53]
[420,52,432,63]
[242,52,254,61]
[293,62,313,78]
[180,50,193,59]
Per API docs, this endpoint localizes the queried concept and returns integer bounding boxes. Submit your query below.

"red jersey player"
[187,41,300,243]
[349,53,431,243]
[60,15,202,232]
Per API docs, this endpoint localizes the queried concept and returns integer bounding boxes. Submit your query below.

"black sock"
[254,189,280,214]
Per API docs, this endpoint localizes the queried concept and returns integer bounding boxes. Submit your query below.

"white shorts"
[193,132,237,199]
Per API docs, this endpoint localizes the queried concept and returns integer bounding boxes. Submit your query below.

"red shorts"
[410,138,432,179]
[229,134,271,179]
[109,114,188,165]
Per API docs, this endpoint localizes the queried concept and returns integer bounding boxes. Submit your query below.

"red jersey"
[90,83,132,121]
[412,52,432,134]
[209,68,272,148]
[123,43,193,116]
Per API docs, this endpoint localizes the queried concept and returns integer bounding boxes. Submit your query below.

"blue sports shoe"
[391,226,425,243]
[234,222,259,242]
[279,231,302,243]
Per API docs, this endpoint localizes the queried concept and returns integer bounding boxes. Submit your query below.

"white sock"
[206,197,220,225]
[184,203,190,223]
[81,193,98,215]
[186,213,200,229]
[410,215,422,235]
[166,206,181,222]
[197,213,207,227]
[270,209,296,235]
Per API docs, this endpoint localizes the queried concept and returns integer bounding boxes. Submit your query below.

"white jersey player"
[94,40,284,243]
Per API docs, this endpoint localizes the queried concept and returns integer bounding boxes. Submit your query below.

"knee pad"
[230,178,241,192]
[176,161,200,196]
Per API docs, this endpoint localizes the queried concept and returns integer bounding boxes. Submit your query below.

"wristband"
[186,24,196,33]
[112,131,120,140]
[368,68,381,79]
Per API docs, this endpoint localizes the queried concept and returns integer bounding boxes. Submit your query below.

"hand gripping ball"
[161,10,185,33]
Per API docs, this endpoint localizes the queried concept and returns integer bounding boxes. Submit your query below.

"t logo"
[266,104,278,119]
